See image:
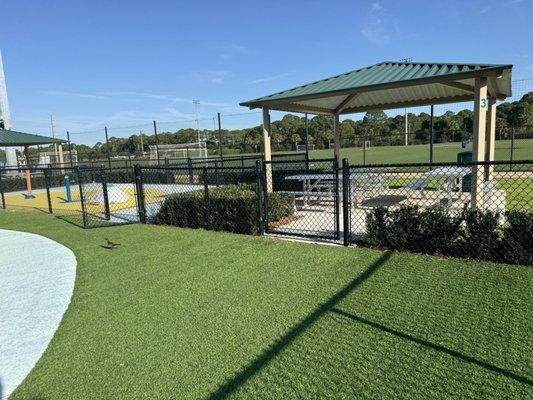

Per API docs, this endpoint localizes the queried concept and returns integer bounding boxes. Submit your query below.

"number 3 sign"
[480,98,488,108]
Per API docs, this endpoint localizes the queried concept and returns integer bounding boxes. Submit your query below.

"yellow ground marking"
[4,187,166,212]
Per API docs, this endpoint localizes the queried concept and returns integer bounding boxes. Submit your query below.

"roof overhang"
[0,129,67,147]
[240,62,513,115]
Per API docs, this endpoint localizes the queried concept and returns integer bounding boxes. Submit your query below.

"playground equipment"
[88,183,128,205]
[65,176,73,202]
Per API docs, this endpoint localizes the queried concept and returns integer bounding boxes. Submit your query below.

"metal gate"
[262,158,340,240]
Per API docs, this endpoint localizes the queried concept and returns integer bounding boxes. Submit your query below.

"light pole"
[193,99,200,144]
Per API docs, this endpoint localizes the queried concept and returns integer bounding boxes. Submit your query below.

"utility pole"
[404,108,409,146]
[50,115,59,162]
[217,112,223,160]
[193,99,200,144]
[139,130,144,156]
[399,58,412,147]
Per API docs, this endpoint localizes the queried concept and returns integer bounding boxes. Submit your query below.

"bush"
[365,205,532,266]
[500,210,533,266]
[365,206,461,255]
[155,184,293,235]
[456,209,501,261]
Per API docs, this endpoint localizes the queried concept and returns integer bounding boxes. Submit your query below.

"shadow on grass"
[54,213,85,228]
[208,251,393,400]
[330,308,533,387]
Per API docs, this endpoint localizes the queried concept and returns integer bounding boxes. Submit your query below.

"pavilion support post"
[23,145,34,199]
[471,77,488,210]
[58,143,65,173]
[485,97,497,181]
[333,114,340,160]
[262,107,273,192]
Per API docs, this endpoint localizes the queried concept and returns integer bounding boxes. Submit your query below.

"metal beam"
[334,92,360,114]
[267,102,333,115]
[438,81,474,92]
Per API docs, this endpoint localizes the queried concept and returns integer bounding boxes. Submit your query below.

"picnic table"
[422,166,471,203]
[284,171,388,207]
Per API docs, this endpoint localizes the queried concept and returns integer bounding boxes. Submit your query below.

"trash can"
[457,151,472,192]
[457,151,472,164]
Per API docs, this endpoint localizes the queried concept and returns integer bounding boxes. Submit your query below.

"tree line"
[32,92,533,160]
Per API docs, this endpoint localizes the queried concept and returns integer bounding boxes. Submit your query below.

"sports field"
[309,138,533,164]
[2,211,531,399]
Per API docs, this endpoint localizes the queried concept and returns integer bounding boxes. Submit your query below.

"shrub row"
[155,184,294,235]
[365,205,532,266]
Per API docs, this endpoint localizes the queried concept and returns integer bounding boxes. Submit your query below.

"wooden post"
[58,143,65,173]
[23,145,34,198]
[485,97,497,181]
[333,114,340,159]
[262,107,273,192]
[471,77,488,209]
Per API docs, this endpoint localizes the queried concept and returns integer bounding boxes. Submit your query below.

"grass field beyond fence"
[2,211,532,399]
[309,138,533,164]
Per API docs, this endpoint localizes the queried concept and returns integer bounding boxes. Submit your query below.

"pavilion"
[0,128,66,198]
[240,61,513,207]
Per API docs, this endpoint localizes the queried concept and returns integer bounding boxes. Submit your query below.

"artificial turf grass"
[1,211,531,399]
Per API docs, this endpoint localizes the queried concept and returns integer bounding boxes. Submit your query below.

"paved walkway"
[0,230,76,400]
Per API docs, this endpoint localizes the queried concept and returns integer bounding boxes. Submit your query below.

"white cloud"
[370,2,383,12]
[42,90,106,99]
[360,2,398,45]
[248,73,290,84]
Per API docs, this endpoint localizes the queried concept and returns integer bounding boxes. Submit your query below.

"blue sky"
[1,0,532,144]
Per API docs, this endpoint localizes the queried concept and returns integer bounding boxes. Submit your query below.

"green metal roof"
[0,129,66,146]
[240,61,513,114]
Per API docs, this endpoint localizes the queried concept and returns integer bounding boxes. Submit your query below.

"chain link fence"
[1,157,532,266]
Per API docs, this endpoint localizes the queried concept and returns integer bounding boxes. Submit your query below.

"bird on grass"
[105,238,121,248]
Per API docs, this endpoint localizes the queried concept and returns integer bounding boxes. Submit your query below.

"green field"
[2,211,532,399]
[309,138,533,164]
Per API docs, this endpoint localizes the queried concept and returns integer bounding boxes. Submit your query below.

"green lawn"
[2,211,532,399]
[309,138,533,164]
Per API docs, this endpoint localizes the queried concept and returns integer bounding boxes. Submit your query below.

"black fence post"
[262,159,269,233]
[76,168,87,228]
[134,164,147,223]
[101,169,111,220]
[164,157,171,184]
[44,167,53,214]
[342,158,350,246]
[333,155,340,240]
[255,160,264,235]
[0,170,5,209]
[67,131,74,169]
[104,126,112,170]
[203,167,210,230]
[187,157,194,183]
[153,120,161,166]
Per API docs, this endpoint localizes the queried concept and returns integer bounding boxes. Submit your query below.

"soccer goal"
[295,143,314,152]
[149,142,208,164]
[38,149,78,166]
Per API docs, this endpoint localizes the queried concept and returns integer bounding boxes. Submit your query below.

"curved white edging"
[0,230,76,400]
